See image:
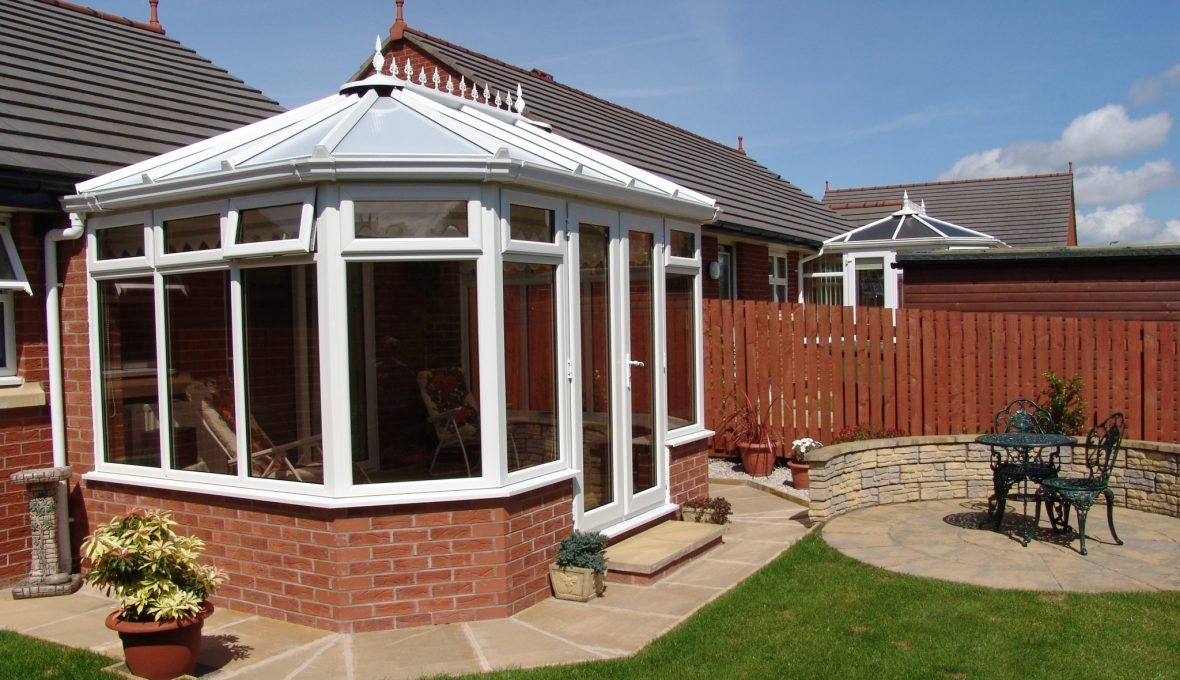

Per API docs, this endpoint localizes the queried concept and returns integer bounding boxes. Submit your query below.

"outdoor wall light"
[707,261,722,280]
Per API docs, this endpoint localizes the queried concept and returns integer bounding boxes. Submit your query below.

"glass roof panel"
[922,217,983,238]
[895,216,938,239]
[848,218,901,241]
[333,98,485,156]
[237,109,353,167]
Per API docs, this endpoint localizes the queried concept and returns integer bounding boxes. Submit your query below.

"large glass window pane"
[666,273,697,429]
[347,261,480,483]
[237,204,301,244]
[167,271,233,475]
[242,265,322,483]
[98,277,159,467]
[669,230,695,258]
[855,258,886,307]
[165,214,220,253]
[354,201,467,239]
[580,225,612,510]
[629,231,655,492]
[717,244,735,300]
[504,262,558,472]
[97,225,145,260]
[509,204,555,243]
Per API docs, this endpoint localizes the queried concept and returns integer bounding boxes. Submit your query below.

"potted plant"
[549,530,608,602]
[788,437,823,490]
[719,392,779,477]
[680,496,732,524]
[81,509,225,680]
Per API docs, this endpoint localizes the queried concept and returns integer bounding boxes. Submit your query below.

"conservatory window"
[165,270,233,475]
[98,277,160,468]
[665,272,697,430]
[164,214,221,254]
[97,224,147,261]
[340,185,482,253]
[225,189,316,257]
[509,204,555,243]
[504,261,559,472]
[241,264,322,483]
[802,253,843,305]
[854,257,886,308]
[669,229,695,259]
[354,201,467,239]
[347,260,480,483]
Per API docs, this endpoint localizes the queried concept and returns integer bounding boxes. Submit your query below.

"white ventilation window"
[0,217,30,380]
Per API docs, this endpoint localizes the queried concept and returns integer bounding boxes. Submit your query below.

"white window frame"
[224,188,317,258]
[768,251,790,303]
[501,190,566,257]
[0,222,31,296]
[844,250,898,309]
[663,220,705,441]
[0,291,17,382]
[339,183,482,255]
[715,242,736,300]
[154,200,227,268]
[88,211,152,274]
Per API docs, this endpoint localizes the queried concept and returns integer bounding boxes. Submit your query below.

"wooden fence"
[703,301,1180,444]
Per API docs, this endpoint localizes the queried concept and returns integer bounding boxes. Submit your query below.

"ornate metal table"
[975,432,1075,541]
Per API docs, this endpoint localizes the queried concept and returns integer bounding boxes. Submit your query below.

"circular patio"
[823,499,1180,592]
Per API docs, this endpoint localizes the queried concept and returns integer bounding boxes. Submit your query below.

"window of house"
[0,220,30,379]
[717,244,736,300]
[769,253,790,302]
[665,272,697,430]
[854,257,886,307]
[98,277,160,468]
[801,253,843,305]
[225,189,316,257]
[503,261,559,472]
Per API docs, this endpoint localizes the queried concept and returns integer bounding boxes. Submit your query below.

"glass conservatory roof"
[825,192,1002,247]
[72,69,716,218]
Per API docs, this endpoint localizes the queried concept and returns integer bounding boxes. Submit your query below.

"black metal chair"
[988,399,1058,529]
[1034,413,1126,555]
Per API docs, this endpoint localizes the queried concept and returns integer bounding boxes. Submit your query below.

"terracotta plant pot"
[106,602,212,680]
[787,460,810,490]
[549,564,606,602]
[738,442,775,477]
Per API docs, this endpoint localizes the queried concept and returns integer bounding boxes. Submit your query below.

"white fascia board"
[82,469,577,510]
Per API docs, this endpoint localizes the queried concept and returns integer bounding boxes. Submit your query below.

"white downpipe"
[45,215,84,574]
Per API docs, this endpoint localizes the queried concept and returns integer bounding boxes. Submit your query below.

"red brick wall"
[80,479,573,633]
[0,212,57,586]
[735,242,769,301]
[668,438,709,506]
[701,236,719,299]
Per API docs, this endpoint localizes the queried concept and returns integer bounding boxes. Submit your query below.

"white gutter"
[45,214,84,574]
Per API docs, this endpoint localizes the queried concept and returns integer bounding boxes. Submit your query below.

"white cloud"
[1074,160,1180,205]
[1129,63,1180,106]
[1076,203,1180,245]
[940,105,1172,180]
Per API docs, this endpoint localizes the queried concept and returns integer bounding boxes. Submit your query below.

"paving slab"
[465,618,600,670]
[825,499,1180,592]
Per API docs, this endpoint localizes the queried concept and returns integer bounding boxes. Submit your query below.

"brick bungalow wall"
[0,212,57,586]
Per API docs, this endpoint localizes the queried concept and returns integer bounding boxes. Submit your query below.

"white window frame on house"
[88,211,152,274]
[768,250,790,303]
[339,183,483,255]
[663,220,704,441]
[224,188,317,258]
[153,200,227,268]
[0,218,30,383]
[716,242,736,300]
[843,250,898,309]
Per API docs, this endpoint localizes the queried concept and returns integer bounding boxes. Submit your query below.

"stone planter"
[738,442,775,477]
[549,564,605,602]
[106,602,212,680]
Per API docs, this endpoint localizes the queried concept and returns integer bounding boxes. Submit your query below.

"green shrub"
[555,531,608,574]
[1039,372,1088,435]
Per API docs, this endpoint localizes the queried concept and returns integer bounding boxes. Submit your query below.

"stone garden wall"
[806,435,1180,524]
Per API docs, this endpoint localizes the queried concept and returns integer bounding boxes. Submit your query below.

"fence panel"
[703,300,1180,444]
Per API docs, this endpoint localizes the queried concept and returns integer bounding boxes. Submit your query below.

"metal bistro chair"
[988,399,1059,529]
[1034,413,1126,555]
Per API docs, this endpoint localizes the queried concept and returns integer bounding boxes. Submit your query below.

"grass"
[0,630,117,679]
[467,531,1180,680]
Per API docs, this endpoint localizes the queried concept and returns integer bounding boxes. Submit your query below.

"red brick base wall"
[668,438,710,506]
[79,479,573,633]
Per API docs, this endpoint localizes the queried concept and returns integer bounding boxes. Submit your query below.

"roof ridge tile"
[825,171,1074,195]
[32,0,164,34]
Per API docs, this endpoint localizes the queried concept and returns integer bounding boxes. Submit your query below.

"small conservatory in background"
[800,192,1003,308]
[62,64,717,630]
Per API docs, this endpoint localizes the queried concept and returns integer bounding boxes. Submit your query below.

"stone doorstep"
[603,520,724,584]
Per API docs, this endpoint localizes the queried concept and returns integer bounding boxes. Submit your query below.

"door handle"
[628,360,645,367]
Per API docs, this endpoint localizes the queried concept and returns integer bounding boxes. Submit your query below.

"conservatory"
[800,192,1003,308]
[64,68,717,539]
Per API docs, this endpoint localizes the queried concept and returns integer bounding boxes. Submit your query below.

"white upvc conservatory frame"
[84,183,708,513]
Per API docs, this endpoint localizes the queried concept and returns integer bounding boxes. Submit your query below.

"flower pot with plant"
[719,392,779,477]
[549,530,608,601]
[81,509,225,680]
[788,438,823,490]
[680,496,732,524]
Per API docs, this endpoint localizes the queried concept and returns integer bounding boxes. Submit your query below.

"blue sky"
[88,0,1180,244]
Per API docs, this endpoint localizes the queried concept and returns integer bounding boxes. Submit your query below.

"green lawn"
[467,531,1180,680]
[0,630,117,679]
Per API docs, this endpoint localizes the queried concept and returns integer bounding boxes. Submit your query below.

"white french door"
[570,206,666,532]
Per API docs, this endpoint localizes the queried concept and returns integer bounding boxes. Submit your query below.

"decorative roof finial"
[148,0,163,33]
[825,179,830,192]
[737,135,746,155]
[1068,161,1073,173]
[390,0,407,40]
[372,36,390,75]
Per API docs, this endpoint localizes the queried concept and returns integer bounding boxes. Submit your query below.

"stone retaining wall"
[806,435,1180,524]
